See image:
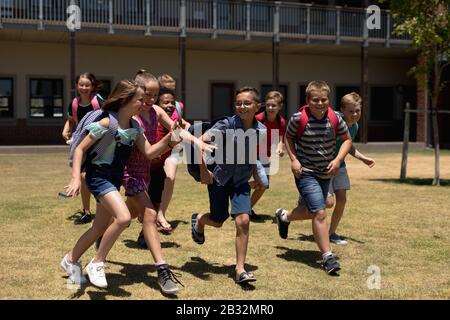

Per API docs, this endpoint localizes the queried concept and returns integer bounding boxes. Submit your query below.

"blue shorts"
[255,160,270,189]
[207,180,251,223]
[86,165,123,201]
[294,172,330,213]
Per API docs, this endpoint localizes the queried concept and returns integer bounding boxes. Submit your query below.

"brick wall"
[0,119,65,145]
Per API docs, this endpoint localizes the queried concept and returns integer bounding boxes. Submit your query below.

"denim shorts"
[294,171,330,213]
[86,165,123,201]
[207,180,251,223]
[255,160,270,189]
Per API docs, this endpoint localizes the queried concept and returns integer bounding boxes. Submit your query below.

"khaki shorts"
[327,167,350,197]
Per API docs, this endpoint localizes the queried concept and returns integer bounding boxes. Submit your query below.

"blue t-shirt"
[206,115,266,187]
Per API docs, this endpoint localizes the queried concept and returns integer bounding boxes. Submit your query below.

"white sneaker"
[60,255,87,284]
[85,259,108,288]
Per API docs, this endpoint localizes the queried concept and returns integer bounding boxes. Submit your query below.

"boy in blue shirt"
[192,86,266,284]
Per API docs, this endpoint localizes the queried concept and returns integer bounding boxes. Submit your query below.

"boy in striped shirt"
[275,80,352,275]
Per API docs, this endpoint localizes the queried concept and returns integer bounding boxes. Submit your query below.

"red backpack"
[296,105,339,139]
[71,94,101,124]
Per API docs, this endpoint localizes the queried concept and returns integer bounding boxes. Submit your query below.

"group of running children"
[60,70,375,295]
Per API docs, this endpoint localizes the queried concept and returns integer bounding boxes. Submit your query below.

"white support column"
[306,4,311,44]
[38,0,44,30]
[246,0,251,40]
[145,0,151,36]
[212,0,217,39]
[108,0,114,34]
[180,0,186,37]
[274,1,280,43]
[336,6,341,45]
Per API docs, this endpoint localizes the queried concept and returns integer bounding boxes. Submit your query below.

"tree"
[381,0,450,185]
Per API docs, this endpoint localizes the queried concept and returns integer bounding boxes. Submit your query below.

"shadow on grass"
[180,256,257,291]
[275,246,324,271]
[231,213,275,224]
[122,239,181,250]
[370,178,450,186]
[250,213,276,224]
[65,210,96,223]
[296,233,365,244]
[158,219,189,236]
[84,260,181,300]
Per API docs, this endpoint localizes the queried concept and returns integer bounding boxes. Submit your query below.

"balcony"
[0,0,411,47]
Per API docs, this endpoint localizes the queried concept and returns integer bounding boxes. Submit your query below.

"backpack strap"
[296,105,339,139]
[175,101,183,125]
[71,97,80,124]
[72,95,102,124]
[91,94,101,110]
[89,111,119,162]
[327,108,339,137]
[296,105,310,139]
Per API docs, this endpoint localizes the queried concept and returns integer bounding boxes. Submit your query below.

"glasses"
[235,100,255,107]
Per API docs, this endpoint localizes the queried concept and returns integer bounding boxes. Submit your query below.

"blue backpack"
[68,109,119,169]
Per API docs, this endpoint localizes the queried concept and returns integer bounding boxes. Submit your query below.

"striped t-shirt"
[286,110,348,178]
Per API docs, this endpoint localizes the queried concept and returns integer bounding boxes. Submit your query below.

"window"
[261,84,288,119]
[370,86,394,121]
[98,79,112,100]
[211,83,235,119]
[29,78,64,118]
[0,78,14,118]
[335,86,360,110]
[299,84,308,107]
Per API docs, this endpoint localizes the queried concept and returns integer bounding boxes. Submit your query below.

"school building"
[0,0,448,146]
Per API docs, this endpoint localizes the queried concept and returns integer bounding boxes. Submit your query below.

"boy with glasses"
[191,86,266,284]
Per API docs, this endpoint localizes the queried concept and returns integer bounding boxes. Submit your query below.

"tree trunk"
[431,56,441,186]
[431,107,440,186]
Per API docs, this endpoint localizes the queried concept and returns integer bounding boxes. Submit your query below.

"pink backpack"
[71,95,101,124]
[296,105,339,138]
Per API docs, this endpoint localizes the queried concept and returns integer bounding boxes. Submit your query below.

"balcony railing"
[0,0,410,46]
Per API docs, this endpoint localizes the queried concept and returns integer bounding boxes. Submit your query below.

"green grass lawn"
[0,150,449,300]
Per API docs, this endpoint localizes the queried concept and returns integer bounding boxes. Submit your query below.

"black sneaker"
[74,210,93,225]
[275,208,290,239]
[323,255,341,275]
[137,229,147,249]
[191,213,205,245]
[157,264,183,295]
[250,209,262,221]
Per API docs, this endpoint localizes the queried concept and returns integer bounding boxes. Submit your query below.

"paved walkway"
[0,142,427,154]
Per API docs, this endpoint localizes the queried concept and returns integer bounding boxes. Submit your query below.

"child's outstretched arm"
[195,131,214,185]
[62,117,74,141]
[135,129,181,160]
[327,131,352,176]
[284,134,302,178]
[64,132,98,196]
[349,146,375,168]
[155,105,215,153]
